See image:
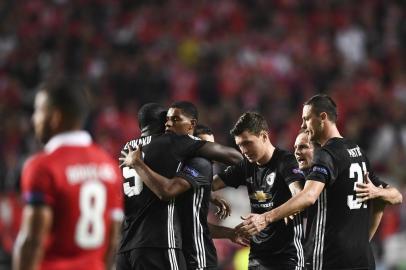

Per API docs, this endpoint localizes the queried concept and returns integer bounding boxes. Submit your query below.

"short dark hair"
[297,129,320,148]
[40,80,88,124]
[138,103,167,129]
[230,112,268,136]
[194,124,213,137]
[304,94,337,122]
[170,101,198,120]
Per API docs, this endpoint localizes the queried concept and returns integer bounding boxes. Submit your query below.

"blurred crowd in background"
[1,0,406,269]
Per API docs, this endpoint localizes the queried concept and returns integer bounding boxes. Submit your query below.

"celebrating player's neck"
[256,142,275,166]
[318,123,342,146]
[53,122,82,138]
[141,124,165,137]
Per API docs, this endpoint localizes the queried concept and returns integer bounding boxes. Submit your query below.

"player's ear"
[320,112,328,121]
[260,130,268,142]
[50,109,63,131]
[190,119,197,130]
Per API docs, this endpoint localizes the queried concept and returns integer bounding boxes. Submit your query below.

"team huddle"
[12,81,402,270]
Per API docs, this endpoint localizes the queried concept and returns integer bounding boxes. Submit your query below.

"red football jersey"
[21,131,123,270]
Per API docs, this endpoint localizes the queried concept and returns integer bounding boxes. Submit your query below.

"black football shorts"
[116,247,187,270]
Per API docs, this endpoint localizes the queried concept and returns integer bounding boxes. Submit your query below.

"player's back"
[119,133,205,252]
[22,143,123,270]
[305,137,373,269]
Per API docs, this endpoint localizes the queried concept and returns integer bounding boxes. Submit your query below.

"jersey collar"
[44,131,92,153]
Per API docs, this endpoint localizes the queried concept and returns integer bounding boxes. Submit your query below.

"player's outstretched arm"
[355,173,402,205]
[13,205,52,270]
[120,145,191,201]
[288,180,304,197]
[283,180,305,222]
[236,180,324,236]
[355,173,402,241]
[369,200,385,241]
[104,219,122,269]
[197,142,243,165]
[208,223,250,247]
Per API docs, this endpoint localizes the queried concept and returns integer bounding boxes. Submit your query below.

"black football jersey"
[118,133,205,253]
[176,157,218,269]
[304,137,385,270]
[218,148,305,267]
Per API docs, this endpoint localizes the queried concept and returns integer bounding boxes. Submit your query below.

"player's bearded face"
[165,108,195,135]
[32,91,53,144]
[235,131,266,163]
[301,105,323,143]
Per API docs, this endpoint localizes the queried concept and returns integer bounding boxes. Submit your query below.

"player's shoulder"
[276,147,294,157]
[23,151,50,172]
[123,134,161,150]
[275,147,296,162]
[313,145,333,161]
[323,137,362,160]
[165,132,201,142]
[187,156,211,167]
[183,157,212,178]
[324,137,356,151]
[21,152,55,188]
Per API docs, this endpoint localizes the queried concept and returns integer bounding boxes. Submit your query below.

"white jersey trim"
[167,199,176,249]
[193,187,206,268]
[293,214,305,268]
[168,248,179,270]
[313,189,327,270]
[45,131,92,153]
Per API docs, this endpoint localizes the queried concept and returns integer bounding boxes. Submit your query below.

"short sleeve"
[279,153,305,186]
[306,148,336,185]
[369,173,388,188]
[21,157,56,206]
[175,157,212,189]
[170,134,207,159]
[364,157,388,188]
[217,160,246,188]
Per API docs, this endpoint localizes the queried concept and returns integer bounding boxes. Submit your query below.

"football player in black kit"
[239,94,402,270]
[121,101,249,270]
[211,112,306,270]
[293,130,402,269]
[194,124,232,220]
[116,103,242,270]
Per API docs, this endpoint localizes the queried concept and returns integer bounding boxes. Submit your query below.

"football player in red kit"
[13,81,123,270]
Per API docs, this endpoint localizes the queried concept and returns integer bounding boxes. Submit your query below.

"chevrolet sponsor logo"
[250,191,272,202]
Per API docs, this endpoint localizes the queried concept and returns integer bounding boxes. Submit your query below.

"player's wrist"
[228,228,237,241]
[264,212,273,225]
[377,188,385,200]
[217,226,234,240]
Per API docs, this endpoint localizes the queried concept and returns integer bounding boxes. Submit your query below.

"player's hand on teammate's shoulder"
[119,144,143,168]
[235,213,267,237]
[355,172,381,203]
